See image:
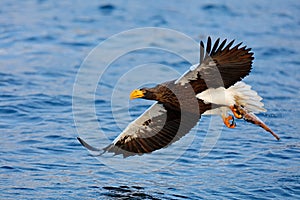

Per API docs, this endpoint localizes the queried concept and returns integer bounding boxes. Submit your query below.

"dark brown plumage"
[78,37,257,158]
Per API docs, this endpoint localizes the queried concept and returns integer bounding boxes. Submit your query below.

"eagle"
[78,37,280,158]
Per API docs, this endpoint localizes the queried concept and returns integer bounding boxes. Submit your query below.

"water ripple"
[1,0,300,199]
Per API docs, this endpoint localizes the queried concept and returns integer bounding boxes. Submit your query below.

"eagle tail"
[228,81,266,113]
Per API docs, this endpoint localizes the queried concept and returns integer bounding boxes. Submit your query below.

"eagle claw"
[230,105,243,119]
[223,115,236,128]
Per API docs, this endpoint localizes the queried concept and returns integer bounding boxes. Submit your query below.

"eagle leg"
[222,114,236,128]
[230,105,243,119]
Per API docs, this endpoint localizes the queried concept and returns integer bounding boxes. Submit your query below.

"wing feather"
[199,41,205,63]
[176,37,254,89]
[102,103,200,157]
[211,38,220,54]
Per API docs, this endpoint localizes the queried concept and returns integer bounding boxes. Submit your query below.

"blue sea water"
[1,0,300,199]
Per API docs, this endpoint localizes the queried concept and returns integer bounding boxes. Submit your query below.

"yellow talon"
[222,115,236,128]
[230,105,243,119]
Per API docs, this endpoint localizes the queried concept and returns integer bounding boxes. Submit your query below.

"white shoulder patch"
[174,63,200,85]
[190,63,198,71]
[175,58,219,86]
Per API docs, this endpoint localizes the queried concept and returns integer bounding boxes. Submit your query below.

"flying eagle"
[78,37,280,158]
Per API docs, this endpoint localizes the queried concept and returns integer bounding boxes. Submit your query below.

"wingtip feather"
[77,137,102,152]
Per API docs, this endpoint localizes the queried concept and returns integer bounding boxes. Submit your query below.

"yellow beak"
[130,89,145,100]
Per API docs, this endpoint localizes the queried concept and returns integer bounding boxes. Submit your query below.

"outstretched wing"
[102,103,200,157]
[78,37,254,158]
[176,37,254,90]
[78,103,200,157]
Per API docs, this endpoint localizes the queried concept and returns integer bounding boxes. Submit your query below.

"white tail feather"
[197,81,266,114]
[228,82,266,113]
